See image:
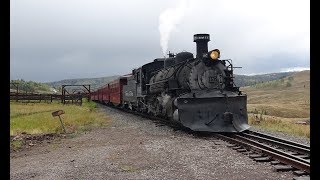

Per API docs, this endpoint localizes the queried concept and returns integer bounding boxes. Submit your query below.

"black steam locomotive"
[120,34,250,132]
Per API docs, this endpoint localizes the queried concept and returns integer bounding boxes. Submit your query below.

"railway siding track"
[215,130,310,178]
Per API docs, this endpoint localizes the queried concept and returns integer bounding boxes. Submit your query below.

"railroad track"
[215,130,310,176]
[101,104,310,177]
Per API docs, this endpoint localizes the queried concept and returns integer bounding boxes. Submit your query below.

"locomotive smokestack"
[193,34,210,58]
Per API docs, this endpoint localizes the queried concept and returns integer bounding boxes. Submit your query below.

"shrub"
[286,82,292,87]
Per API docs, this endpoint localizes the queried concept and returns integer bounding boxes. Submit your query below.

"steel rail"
[240,132,310,155]
[246,130,310,150]
[215,134,310,173]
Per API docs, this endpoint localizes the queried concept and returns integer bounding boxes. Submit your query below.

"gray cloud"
[10,0,309,82]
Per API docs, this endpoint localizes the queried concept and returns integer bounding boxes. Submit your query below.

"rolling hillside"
[241,70,310,119]
[46,72,295,91]
[234,72,294,87]
[46,75,120,90]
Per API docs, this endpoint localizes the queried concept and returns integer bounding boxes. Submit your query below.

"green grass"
[10,100,110,136]
[248,114,310,139]
[10,140,23,151]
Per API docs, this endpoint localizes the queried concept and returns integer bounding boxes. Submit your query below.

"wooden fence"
[10,93,85,105]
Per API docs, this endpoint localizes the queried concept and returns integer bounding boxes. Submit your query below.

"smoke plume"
[159,0,189,56]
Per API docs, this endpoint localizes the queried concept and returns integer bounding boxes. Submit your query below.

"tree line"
[10,79,52,93]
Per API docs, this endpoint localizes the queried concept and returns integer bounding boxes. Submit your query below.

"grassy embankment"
[10,100,110,136]
[241,71,310,138]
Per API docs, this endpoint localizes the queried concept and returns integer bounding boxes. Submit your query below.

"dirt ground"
[10,105,296,180]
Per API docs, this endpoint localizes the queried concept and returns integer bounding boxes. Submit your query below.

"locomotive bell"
[194,34,210,59]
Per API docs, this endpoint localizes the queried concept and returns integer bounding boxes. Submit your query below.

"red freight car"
[90,91,94,100]
[92,86,108,103]
[109,77,127,105]
[91,75,130,105]
[101,84,109,103]
[91,90,99,101]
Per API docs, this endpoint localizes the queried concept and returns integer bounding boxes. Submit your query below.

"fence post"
[58,115,66,133]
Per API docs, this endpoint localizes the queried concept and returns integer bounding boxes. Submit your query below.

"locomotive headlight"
[209,49,220,60]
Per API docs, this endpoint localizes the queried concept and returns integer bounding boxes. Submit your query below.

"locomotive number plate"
[209,76,217,83]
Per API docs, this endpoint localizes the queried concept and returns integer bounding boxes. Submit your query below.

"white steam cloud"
[159,0,189,56]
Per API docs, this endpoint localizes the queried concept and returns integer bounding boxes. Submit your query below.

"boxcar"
[100,85,109,104]
[92,91,99,101]
[109,77,128,105]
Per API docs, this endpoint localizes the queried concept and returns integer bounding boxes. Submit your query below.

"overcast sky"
[10,0,310,82]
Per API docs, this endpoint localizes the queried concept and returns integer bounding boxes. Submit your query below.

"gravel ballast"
[10,104,297,179]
